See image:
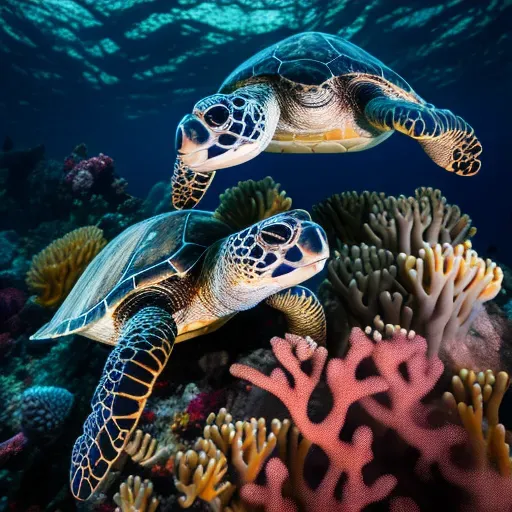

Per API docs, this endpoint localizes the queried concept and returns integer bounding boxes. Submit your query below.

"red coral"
[63,153,115,196]
[141,410,156,424]
[231,330,395,510]
[241,458,298,512]
[230,328,512,512]
[0,432,27,466]
[186,389,225,423]
[71,153,113,178]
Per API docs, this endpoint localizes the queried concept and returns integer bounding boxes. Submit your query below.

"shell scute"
[275,32,338,63]
[279,59,332,85]
[31,210,232,340]
[220,31,415,94]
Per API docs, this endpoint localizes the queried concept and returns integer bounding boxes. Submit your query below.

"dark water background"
[1,0,511,263]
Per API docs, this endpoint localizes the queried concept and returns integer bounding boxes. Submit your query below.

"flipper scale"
[70,307,176,500]
[365,97,482,176]
[171,159,216,210]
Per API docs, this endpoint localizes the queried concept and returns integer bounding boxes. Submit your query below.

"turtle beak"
[176,114,211,156]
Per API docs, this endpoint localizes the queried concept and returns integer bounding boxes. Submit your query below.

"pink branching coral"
[230,328,512,511]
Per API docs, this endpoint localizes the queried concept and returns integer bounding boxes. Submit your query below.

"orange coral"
[26,226,107,308]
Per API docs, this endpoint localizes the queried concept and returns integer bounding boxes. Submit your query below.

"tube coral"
[322,240,502,358]
[26,226,107,308]
[443,368,511,476]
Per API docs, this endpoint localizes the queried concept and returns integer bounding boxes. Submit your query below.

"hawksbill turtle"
[31,207,328,501]
[172,31,482,209]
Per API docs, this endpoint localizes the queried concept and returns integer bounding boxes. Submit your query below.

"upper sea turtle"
[31,207,328,501]
[172,31,482,209]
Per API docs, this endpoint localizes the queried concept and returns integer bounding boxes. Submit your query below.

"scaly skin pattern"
[365,96,482,176]
[171,159,216,210]
[70,307,176,500]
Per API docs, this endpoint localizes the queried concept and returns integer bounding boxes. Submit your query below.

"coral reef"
[315,188,503,366]
[0,386,73,466]
[214,177,292,231]
[227,328,512,511]
[313,187,476,255]
[0,138,510,512]
[113,475,159,512]
[26,226,107,308]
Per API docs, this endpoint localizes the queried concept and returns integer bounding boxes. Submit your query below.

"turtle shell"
[31,211,231,340]
[219,31,414,94]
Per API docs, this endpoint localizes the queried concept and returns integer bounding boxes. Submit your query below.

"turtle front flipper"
[267,286,326,345]
[70,307,176,501]
[364,97,482,176]
[171,158,216,210]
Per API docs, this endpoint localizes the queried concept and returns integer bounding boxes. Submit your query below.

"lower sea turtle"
[172,31,482,209]
[30,208,328,500]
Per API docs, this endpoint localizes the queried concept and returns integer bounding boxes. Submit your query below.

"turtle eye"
[204,105,230,127]
[233,97,246,107]
[260,223,294,245]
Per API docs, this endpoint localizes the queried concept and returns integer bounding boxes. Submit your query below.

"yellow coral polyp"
[26,226,107,308]
[402,242,502,313]
[443,369,511,476]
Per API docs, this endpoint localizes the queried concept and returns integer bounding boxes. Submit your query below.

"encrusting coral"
[213,176,292,231]
[25,225,107,308]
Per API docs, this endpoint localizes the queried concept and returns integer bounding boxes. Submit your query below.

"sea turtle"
[30,208,328,501]
[172,31,482,210]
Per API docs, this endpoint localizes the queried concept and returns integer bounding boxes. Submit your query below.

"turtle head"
[175,88,277,172]
[213,210,329,311]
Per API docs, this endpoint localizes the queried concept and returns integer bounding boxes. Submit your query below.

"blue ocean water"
[1,2,512,511]
[1,0,510,261]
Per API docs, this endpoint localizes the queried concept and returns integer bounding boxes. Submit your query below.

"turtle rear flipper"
[364,97,482,176]
[172,158,216,210]
[70,307,176,501]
